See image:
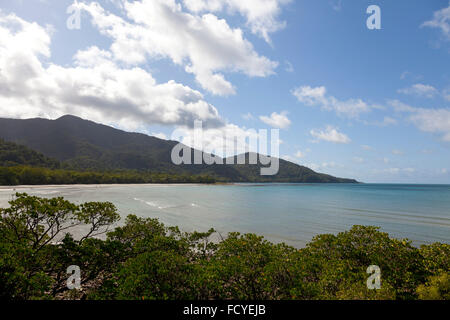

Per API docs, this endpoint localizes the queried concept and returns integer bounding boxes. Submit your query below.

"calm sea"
[1,183,449,247]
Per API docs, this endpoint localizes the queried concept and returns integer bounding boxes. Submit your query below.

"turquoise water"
[0,183,449,247]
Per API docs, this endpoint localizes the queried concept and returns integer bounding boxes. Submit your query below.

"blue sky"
[0,0,449,183]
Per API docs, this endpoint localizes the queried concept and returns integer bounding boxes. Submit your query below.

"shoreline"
[0,183,233,190]
[1,182,450,189]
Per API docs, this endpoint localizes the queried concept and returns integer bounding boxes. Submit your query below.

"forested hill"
[0,139,59,168]
[0,115,358,183]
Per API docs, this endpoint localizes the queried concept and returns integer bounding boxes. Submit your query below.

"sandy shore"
[0,183,234,190]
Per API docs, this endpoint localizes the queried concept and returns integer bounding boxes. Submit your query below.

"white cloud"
[259,111,291,129]
[181,0,292,43]
[381,116,398,126]
[422,2,450,40]
[74,46,112,67]
[353,157,364,163]
[292,85,374,119]
[368,116,397,127]
[152,132,168,140]
[361,145,373,151]
[0,10,283,162]
[302,161,345,172]
[304,163,320,171]
[0,12,226,131]
[310,126,351,144]
[292,85,327,105]
[281,155,296,162]
[390,100,450,142]
[383,168,415,174]
[392,149,404,155]
[400,71,423,81]
[75,0,278,96]
[389,100,417,112]
[410,108,450,141]
[294,150,304,158]
[398,83,439,98]
[172,122,263,158]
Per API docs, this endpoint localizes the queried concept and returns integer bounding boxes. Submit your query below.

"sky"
[0,0,449,183]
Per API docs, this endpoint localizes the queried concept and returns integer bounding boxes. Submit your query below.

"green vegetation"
[0,138,215,185]
[0,193,448,300]
[0,115,357,183]
[0,166,216,185]
[0,139,59,169]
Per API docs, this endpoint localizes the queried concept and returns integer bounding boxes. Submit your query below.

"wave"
[133,197,199,210]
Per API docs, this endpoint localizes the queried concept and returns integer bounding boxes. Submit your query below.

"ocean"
[0,183,449,247]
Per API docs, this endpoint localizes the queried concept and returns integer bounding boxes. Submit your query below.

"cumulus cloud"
[0,12,224,131]
[310,126,351,144]
[398,83,439,98]
[422,2,450,40]
[75,0,278,96]
[390,100,450,142]
[292,85,375,119]
[0,9,283,160]
[259,111,291,129]
[181,0,292,43]
[409,109,450,141]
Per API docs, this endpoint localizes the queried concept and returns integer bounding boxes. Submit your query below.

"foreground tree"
[0,193,120,299]
[0,194,448,300]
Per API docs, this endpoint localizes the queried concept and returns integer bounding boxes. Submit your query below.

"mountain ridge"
[0,115,358,183]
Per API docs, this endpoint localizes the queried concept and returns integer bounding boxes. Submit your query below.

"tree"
[0,193,120,299]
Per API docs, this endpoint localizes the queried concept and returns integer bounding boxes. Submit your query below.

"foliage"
[0,116,357,183]
[416,272,450,300]
[0,193,120,299]
[0,194,448,300]
[0,139,59,169]
[0,166,216,185]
